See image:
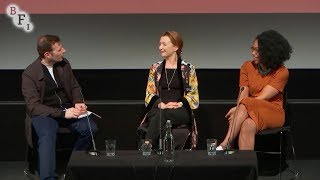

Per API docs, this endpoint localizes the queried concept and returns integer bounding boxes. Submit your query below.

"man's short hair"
[37,35,60,58]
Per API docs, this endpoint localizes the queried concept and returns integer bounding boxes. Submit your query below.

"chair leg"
[288,130,299,178]
[24,144,39,179]
[181,132,190,150]
[279,131,283,180]
[24,143,30,174]
[23,144,31,178]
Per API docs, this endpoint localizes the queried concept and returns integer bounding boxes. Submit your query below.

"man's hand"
[75,103,87,114]
[65,107,81,119]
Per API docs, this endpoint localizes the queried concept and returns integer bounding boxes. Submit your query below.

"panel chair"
[255,90,298,179]
[24,126,76,180]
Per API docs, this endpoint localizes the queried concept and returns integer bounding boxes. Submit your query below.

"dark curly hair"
[255,30,292,70]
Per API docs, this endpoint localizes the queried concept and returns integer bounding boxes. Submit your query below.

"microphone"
[157,85,163,155]
[79,89,100,156]
[226,86,244,154]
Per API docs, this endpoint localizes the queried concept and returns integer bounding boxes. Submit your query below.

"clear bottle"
[163,120,174,162]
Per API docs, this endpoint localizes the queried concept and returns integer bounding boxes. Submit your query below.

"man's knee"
[32,116,59,136]
[90,121,98,134]
[75,118,98,135]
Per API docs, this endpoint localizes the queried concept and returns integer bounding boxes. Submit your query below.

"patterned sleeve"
[145,65,157,107]
[185,65,199,109]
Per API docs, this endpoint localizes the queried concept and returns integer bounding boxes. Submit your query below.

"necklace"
[165,68,176,90]
[258,63,271,75]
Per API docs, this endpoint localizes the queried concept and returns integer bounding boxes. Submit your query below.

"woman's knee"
[237,104,248,117]
[240,119,256,135]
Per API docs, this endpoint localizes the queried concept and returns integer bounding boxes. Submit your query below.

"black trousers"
[145,107,190,148]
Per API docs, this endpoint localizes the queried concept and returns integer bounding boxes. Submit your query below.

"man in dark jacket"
[22,35,98,180]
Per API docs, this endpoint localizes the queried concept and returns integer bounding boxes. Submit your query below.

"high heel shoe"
[216,144,227,151]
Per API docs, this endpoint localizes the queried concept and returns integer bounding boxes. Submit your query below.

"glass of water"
[207,139,217,156]
[141,139,152,156]
[105,139,116,156]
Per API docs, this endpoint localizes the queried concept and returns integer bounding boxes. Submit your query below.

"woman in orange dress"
[217,30,293,150]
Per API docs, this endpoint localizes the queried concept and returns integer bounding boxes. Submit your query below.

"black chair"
[24,127,76,180]
[255,91,298,179]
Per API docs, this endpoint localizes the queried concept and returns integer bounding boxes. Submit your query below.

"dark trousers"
[145,107,190,148]
[31,115,98,180]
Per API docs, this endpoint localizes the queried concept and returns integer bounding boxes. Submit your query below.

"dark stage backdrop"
[0,69,319,161]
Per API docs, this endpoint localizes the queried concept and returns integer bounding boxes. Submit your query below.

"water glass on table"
[207,139,217,156]
[141,139,152,156]
[105,139,116,156]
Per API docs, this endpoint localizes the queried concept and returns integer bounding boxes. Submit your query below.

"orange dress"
[239,60,289,131]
